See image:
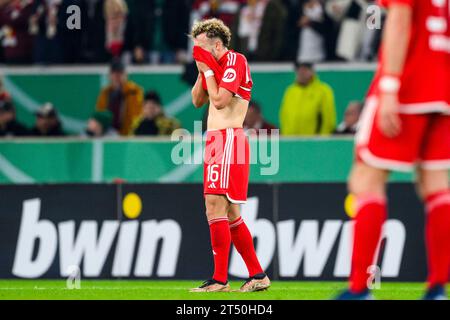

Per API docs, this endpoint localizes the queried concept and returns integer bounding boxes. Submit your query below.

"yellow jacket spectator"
[96,60,144,135]
[280,63,336,136]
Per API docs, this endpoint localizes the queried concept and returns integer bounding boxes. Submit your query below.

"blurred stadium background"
[0,0,434,299]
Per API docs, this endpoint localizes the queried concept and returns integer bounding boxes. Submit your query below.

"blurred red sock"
[425,190,450,288]
[208,217,231,283]
[229,217,263,277]
[350,195,387,293]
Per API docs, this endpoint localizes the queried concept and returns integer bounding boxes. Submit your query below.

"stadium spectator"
[192,0,243,28]
[0,0,34,64]
[58,0,83,64]
[325,0,352,23]
[161,0,191,64]
[297,0,336,63]
[79,0,109,63]
[144,0,181,65]
[0,77,11,102]
[232,0,287,61]
[335,0,380,61]
[279,0,302,61]
[279,62,336,136]
[358,0,382,61]
[244,100,277,136]
[333,100,362,135]
[30,0,66,64]
[95,60,143,135]
[104,0,128,58]
[84,110,118,137]
[0,100,29,137]
[30,102,65,137]
[123,0,153,64]
[132,90,181,136]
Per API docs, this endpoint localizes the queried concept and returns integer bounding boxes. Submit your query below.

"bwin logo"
[12,199,182,278]
[231,197,406,278]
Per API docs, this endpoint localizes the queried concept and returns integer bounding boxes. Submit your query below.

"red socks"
[229,217,264,277]
[208,216,263,283]
[208,217,231,283]
[425,190,450,288]
[350,195,387,293]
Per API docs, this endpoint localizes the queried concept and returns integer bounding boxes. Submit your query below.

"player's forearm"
[191,75,208,108]
[205,75,227,110]
[381,4,412,76]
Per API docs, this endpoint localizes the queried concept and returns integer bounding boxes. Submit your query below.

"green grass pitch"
[0,280,437,300]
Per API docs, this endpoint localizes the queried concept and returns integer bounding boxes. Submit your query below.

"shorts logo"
[222,68,236,83]
[208,182,216,189]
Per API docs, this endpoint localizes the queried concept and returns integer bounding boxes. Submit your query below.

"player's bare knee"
[348,163,388,197]
[205,195,228,219]
[227,204,241,222]
[416,168,449,198]
[348,165,365,195]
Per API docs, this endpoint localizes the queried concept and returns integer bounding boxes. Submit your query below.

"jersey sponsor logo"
[222,68,236,83]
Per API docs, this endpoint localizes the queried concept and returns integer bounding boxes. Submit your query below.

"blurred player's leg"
[190,194,231,292]
[417,114,450,299]
[339,163,389,298]
[417,169,450,300]
[228,204,270,292]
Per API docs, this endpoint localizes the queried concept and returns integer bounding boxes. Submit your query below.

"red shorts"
[204,128,249,203]
[356,96,450,171]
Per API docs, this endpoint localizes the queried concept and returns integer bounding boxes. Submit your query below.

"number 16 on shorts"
[206,164,220,184]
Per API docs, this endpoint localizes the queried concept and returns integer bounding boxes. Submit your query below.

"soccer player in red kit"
[189,18,270,293]
[338,0,450,300]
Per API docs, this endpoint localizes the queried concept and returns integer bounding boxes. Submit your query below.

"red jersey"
[369,0,450,113]
[217,50,253,101]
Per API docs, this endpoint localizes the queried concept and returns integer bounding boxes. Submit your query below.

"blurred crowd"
[0,0,383,65]
[0,60,182,137]
[0,60,363,138]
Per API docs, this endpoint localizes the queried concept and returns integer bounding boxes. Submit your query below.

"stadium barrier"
[0,183,426,281]
[0,63,375,133]
[0,138,413,184]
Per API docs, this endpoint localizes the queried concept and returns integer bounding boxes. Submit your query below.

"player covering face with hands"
[189,18,270,293]
[337,0,450,300]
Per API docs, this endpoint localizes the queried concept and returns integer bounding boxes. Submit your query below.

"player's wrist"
[379,74,401,94]
[203,70,214,79]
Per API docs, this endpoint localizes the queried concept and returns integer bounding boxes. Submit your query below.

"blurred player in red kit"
[189,18,270,292]
[338,0,450,300]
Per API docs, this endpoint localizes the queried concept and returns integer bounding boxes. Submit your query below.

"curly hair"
[190,18,232,48]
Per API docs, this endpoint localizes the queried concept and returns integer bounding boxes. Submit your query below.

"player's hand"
[377,93,401,138]
[195,61,209,73]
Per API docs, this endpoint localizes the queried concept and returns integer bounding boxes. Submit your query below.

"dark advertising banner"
[277,183,427,281]
[0,183,426,281]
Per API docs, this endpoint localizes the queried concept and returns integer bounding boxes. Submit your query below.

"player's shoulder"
[225,50,247,67]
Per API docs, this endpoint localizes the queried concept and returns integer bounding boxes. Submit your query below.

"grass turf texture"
[0,280,436,300]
